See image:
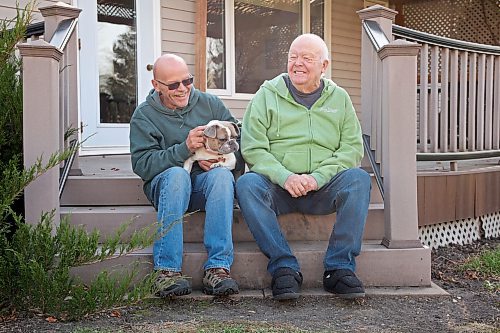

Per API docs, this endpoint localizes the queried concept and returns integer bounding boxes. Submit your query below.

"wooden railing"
[358,5,422,249]
[358,5,499,248]
[393,25,500,161]
[18,3,81,224]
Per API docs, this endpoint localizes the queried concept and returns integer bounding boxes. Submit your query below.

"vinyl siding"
[330,0,364,115]
[0,0,72,22]
[161,0,196,71]
[219,98,251,120]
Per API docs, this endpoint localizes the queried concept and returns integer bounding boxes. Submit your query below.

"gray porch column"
[357,5,398,157]
[39,2,81,41]
[357,5,397,40]
[40,2,82,175]
[18,41,63,225]
[379,40,422,248]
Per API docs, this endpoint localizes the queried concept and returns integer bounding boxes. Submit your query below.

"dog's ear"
[220,121,240,137]
[203,124,218,138]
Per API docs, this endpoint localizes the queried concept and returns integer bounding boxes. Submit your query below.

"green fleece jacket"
[130,87,241,198]
[241,74,363,189]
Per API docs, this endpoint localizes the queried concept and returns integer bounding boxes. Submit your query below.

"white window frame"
[208,0,331,99]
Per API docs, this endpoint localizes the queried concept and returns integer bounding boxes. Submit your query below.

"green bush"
[0,2,160,320]
[0,209,158,319]
[0,1,32,170]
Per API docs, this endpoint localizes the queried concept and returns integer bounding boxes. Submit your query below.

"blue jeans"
[147,166,235,272]
[235,168,371,275]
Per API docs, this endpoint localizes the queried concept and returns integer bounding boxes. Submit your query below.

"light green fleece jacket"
[241,73,363,189]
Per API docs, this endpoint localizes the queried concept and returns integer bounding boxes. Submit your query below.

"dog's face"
[203,120,239,154]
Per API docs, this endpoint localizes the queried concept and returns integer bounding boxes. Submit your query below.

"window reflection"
[311,0,324,39]
[235,0,301,94]
[207,0,226,89]
[206,0,325,95]
[97,0,137,124]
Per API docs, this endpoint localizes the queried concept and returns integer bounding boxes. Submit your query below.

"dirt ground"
[1,238,498,333]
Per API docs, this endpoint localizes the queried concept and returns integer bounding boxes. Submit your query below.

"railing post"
[39,2,83,175]
[18,41,63,225]
[39,2,81,41]
[358,6,397,154]
[358,5,397,41]
[379,40,422,248]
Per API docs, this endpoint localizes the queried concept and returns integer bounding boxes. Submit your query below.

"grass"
[460,245,500,292]
[71,321,313,333]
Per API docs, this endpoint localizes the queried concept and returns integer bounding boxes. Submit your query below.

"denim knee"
[152,167,191,208]
[206,167,235,185]
[347,168,372,193]
[236,173,265,196]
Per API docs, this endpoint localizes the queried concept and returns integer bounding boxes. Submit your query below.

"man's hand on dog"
[198,159,219,171]
[186,126,206,153]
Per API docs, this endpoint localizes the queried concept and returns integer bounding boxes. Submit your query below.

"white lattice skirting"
[419,211,500,249]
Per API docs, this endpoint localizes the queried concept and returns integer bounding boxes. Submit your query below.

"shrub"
[0,2,160,320]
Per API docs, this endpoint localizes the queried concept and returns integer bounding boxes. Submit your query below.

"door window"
[97,0,137,124]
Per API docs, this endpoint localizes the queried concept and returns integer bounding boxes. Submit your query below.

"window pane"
[235,0,302,94]
[97,0,137,124]
[207,0,227,89]
[310,0,324,39]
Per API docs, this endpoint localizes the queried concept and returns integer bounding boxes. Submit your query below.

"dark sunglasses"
[155,76,194,90]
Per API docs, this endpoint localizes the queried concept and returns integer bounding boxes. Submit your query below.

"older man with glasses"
[236,34,371,301]
[130,54,241,298]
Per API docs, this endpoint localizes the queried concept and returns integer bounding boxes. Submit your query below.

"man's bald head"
[287,33,329,93]
[290,34,329,62]
[153,54,189,80]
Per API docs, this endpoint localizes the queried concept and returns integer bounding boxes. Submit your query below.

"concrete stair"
[62,156,431,290]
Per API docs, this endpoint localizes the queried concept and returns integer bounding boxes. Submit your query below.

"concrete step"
[61,203,385,242]
[71,241,431,289]
[61,174,384,206]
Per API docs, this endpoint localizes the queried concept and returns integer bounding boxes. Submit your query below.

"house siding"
[161,0,196,70]
[0,0,72,22]
[331,0,364,116]
[219,98,250,120]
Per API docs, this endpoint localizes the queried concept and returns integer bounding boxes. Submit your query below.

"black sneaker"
[323,269,365,299]
[202,268,239,296]
[271,267,303,300]
[154,270,192,298]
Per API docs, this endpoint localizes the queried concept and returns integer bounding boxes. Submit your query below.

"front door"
[78,0,159,154]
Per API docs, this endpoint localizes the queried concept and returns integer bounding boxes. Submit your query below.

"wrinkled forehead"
[289,38,323,58]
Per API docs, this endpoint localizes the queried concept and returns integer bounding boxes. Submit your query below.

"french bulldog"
[183,120,240,173]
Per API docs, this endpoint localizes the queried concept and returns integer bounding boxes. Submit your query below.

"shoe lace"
[161,270,181,277]
[206,268,231,284]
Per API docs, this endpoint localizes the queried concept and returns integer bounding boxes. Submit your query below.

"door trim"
[77,0,161,155]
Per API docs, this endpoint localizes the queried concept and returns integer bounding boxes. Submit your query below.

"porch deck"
[74,154,500,178]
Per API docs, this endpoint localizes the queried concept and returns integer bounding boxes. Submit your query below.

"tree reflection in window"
[97,0,137,124]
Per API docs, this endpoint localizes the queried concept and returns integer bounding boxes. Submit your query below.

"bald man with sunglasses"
[130,54,242,298]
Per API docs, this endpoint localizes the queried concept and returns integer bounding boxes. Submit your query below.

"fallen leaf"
[110,310,121,318]
[46,316,57,323]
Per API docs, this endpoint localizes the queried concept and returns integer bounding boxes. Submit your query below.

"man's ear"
[203,125,218,138]
[152,79,161,93]
[321,59,330,74]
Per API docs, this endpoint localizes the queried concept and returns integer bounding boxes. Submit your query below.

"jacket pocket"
[311,147,334,171]
[281,151,308,174]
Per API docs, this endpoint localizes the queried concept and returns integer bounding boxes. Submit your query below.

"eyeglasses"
[155,76,194,90]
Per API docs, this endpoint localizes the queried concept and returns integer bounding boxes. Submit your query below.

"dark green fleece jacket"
[241,74,363,189]
[130,87,240,198]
